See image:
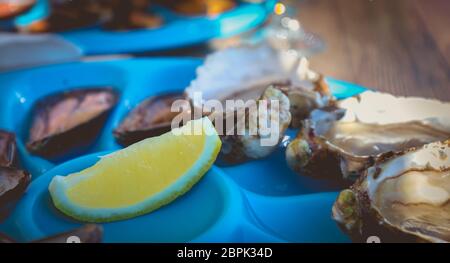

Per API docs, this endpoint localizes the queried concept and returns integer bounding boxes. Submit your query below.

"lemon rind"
[49,119,221,223]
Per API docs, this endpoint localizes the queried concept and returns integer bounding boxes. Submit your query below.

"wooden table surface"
[295,0,450,100]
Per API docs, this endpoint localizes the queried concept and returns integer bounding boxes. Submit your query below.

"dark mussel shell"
[33,224,103,243]
[114,92,187,146]
[0,130,18,168]
[160,0,236,16]
[0,167,31,221]
[27,88,119,158]
[103,0,164,31]
[0,0,36,21]
[19,0,105,33]
[0,232,15,243]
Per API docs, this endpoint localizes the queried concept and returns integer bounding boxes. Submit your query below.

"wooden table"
[295,0,450,100]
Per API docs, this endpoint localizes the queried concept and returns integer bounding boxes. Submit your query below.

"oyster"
[186,45,331,164]
[114,92,188,146]
[332,140,450,243]
[286,91,450,181]
[27,88,119,158]
[0,130,18,168]
[215,85,291,164]
[0,167,31,221]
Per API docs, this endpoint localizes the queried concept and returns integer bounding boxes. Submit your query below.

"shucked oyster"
[27,88,119,158]
[114,92,188,146]
[214,85,292,164]
[332,140,450,243]
[186,45,331,164]
[286,91,450,181]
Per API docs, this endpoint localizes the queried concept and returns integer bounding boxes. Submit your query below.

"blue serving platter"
[0,58,367,243]
[13,0,276,55]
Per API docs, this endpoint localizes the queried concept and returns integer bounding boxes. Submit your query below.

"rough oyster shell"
[216,85,291,164]
[186,45,333,126]
[332,140,450,243]
[186,45,330,164]
[114,92,189,146]
[27,88,119,158]
[286,91,450,181]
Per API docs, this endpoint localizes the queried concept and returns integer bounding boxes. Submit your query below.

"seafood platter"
[0,45,449,243]
[0,0,275,55]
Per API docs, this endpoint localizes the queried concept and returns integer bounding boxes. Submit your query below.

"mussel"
[27,87,119,158]
[0,130,18,168]
[114,92,188,146]
[0,167,31,221]
[286,91,450,181]
[19,0,106,33]
[332,140,450,243]
[162,0,236,16]
[103,0,164,30]
[0,224,103,243]
[33,224,103,243]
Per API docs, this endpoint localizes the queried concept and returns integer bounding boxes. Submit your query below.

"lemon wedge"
[49,117,221,222]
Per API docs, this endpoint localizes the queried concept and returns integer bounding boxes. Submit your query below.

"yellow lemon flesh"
[49,117,221,222]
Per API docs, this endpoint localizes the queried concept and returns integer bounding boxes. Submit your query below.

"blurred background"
[1,0,449,99]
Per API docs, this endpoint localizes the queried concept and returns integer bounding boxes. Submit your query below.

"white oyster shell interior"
[367,141,450,242]
[185,44,320,106]
[311,91,450,157]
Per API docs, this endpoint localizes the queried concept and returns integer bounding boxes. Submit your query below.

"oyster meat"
[186,45,332,164]
[0,167,31,221]
[332,140,450,243]
[0,130,18,168]
[27,88,119,158]
[114,92,188,146]
[286,91,450,181]
[215,85,292,164]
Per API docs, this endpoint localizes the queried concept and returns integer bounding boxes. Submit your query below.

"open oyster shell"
[332,140,450,243]
[27,88,119,158]
[215,85,291,164]
[186,45,331,164]
[286,91,450,181]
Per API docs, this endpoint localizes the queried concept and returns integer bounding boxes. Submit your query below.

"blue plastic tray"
[14,0,275,55]
[0,58,368,243]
